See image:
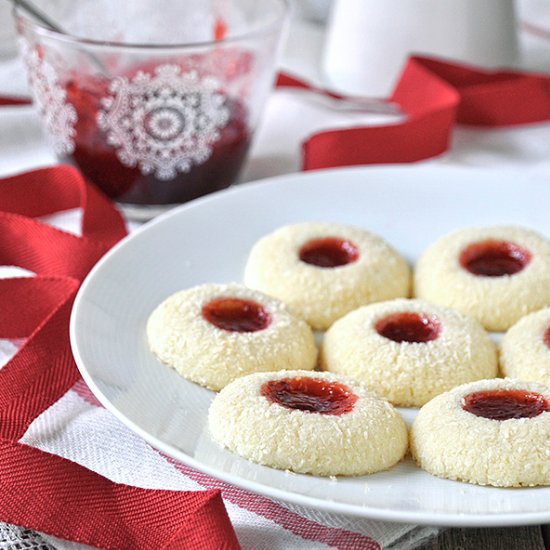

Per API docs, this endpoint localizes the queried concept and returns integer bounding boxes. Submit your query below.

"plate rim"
[70,165,550,527]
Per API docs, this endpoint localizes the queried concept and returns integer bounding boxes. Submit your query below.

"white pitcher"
[322,0,519,96]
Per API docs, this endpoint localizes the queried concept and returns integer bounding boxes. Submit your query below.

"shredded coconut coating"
[244,222,411,330]
[320,299,497,407]
[500,308,550,386]
[147,283,318,391]
[414,226,550,331]
[208,370,408,476]
[411,378,550,487]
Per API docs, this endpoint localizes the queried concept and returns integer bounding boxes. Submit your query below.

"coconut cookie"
[500,308,550,386]
[244,222,410,330]
[414,226,550,331]
[321,298,497,407]
[147,283,317,391]
[208,370,408,476]
[411,378,550,487]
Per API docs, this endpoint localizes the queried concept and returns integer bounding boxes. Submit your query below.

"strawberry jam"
[202,297,270,332]
[459,240,531,277]
[376,312,440,343]
[261,377,358,415]
[60,68,250,206]
[299,237,359,268]
[544,326,550,350]
[462,389,550,420]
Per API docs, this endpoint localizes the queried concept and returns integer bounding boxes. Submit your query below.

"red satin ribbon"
[276,55,550,169]
[0,166,240,550]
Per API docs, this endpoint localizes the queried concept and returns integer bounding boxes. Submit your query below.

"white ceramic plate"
[71,165,550,527]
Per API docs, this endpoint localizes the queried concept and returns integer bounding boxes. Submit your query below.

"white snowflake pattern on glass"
[97,64,230,180]
[20,40,77,155]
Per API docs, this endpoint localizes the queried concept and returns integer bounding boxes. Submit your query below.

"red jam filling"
[375,312,441,343]
[544,326,550,350]
[261,377,358,415]
[202,297,270,333]
[462,389,550,421]
[61,58,251,206]
[459,240,531,277]
[299,237,359,268]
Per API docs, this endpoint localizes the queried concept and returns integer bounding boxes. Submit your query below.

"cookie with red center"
[500,307,550,386]
[414,226,550,331]
[244,222,411,330]
[147,283,317,390]
[411,378,550,487]
[320,299,497,407]
[208,370,408,476]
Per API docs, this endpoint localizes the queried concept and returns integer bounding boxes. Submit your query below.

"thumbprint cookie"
[411,378,550,487]
[208,370,408,476]
[500,307,550,386]
[147,283,317,390]
[414,226,550,331]
[321,298,497,407]
[244,222,410,330]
